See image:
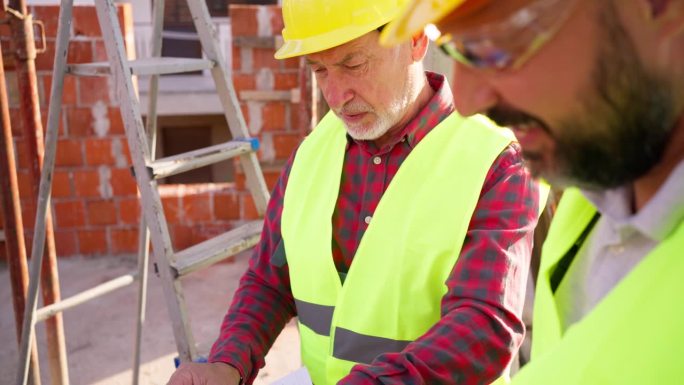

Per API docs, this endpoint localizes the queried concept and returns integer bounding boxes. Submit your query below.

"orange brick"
[78,229,107,255]
[55,139,83,167]
[253,48,279,70]
[16,170,34,201]
[54,200,85,228]
[67,40,94,64]
[273,133,302,160]
[54,230,78,257]
[13,138,31,170]
[242,194,259,220]
[66,107,93,137]
[162,195,181,224]
[230,6,258,37]
[169,224,194,251]
[183,193,213,223]
[233,73,256,94]
[282,57,300,70]
[110,168,137,196]
[274,72,298,90]
[34,39,56,72]
[42,74,77,106]
[214,191,240,221]
[52,170,73,198]
[72,7,102,37]
[84,138,114,166]
[78,77,110,105]
[20,201,36,231]
[109,108,125,135]
[110,227,137,254]
[32,6,61,38]
[232,46,241,72]
[118,197,140,225]
[86,200,117,226]
[263,168,282,191]
[72,169,100,197]
[262,102,286,131]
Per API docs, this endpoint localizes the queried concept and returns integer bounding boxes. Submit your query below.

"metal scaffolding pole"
[6,0,68,383]
[0,39,42,385]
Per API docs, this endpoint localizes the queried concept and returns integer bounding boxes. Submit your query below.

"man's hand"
[167,362,241,385]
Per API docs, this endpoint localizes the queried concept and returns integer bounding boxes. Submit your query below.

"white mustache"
[337,102,373,116]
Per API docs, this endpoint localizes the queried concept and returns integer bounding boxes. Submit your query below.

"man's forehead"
[305,33,375,64]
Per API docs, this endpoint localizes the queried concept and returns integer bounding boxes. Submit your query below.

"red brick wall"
[0,4,308,259]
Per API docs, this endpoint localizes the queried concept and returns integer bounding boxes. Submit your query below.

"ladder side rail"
[186,1,270,214]
[133,0,166,381]
[16,1,75,384]
[92,0,197,362]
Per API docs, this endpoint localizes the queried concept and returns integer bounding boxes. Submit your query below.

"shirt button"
[364,215,372,224]
[373,156,382,165]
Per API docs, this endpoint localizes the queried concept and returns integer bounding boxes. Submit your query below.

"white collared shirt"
[555,160,684,330]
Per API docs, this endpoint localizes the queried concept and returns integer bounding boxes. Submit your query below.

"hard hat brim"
[380,0,467,46]
[275,21,390,59]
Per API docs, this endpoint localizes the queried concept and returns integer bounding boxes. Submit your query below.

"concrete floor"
[0,252,300,385]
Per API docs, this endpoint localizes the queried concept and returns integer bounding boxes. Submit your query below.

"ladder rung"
[150,139,258,180]
[172,220,263,278]
[67,57,215,77]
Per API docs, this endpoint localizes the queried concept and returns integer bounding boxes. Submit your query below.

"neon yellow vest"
[512,188,684,384]
[282,111,517,385]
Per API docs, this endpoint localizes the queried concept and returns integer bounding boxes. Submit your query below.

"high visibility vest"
[282,111,518,385]
[512,188,684,384]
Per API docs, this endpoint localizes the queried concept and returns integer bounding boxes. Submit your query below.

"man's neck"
[373,75,435,149]
[633,113,684,212]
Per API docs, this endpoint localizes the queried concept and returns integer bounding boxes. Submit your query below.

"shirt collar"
[347,71,455,155]
[582,159,684,242]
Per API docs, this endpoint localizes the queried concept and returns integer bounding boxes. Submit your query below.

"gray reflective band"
[295,299,334,336]
[333,327,412,364]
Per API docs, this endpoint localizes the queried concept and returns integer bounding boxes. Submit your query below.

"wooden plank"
[68,57,214,77]
[35,272,138,322]
[172,220,263,277]
[239,89,301,103]
[150,140,253,179]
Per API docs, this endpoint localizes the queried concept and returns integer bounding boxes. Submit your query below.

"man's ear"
[410,30,430,62]
[642,0,684,39]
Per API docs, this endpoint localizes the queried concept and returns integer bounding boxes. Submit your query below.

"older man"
[382,0,684,383]
[168,0,541,384]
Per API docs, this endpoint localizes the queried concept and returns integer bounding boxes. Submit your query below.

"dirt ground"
[0,252,300,385]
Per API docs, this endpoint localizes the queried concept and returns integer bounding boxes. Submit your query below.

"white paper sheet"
[268,366,313,385]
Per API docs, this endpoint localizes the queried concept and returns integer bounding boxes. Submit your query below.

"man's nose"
[321,72,354,111]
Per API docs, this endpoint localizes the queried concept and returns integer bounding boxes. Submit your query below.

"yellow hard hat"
[380,0,469,46]
[274,0,407,59]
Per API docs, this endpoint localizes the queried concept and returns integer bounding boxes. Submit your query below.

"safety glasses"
[434,0,579,70]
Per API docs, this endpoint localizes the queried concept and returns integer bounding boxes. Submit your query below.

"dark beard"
[552,3,674,190]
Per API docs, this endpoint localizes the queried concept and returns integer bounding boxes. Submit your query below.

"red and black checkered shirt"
[209,72,540,385]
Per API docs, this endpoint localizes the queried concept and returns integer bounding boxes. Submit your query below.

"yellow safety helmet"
[380,0,473,46]
[274,0,407,59]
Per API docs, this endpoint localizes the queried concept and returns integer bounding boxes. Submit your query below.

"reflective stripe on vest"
[282,111,519,385]
[512,188,684,384]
